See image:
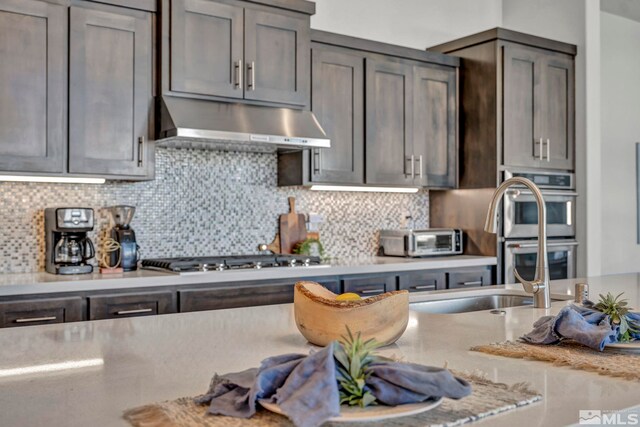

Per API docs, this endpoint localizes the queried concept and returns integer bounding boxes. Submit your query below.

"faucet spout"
[484,177,551,309]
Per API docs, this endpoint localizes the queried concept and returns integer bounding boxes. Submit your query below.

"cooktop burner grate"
[141,254,322,272]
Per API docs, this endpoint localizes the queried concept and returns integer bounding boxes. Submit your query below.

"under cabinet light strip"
[0,176,106,184]
[309,185,419,193]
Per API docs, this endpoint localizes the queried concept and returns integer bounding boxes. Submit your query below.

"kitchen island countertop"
[0,255,496,296]
[0,274,639,426]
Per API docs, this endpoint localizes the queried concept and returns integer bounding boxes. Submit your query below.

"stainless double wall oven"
[502,170,578,283]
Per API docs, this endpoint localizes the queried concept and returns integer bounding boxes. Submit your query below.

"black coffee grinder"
[107,205,139,271]
[45,207,96,275]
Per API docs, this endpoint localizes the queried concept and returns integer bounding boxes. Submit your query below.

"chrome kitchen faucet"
[485,177,551,309]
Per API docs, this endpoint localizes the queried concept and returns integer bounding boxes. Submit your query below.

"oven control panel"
[504,170,574,190]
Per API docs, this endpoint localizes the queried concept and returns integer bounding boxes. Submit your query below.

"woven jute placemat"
[471,341,640,382]
[123,372,541,427]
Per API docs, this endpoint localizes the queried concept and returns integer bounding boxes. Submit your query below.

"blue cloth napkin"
[195,342,471,427]
[522,302,640,351]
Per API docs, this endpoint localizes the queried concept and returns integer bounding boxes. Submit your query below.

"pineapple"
[595,292,640,342]
[334,328,381,407]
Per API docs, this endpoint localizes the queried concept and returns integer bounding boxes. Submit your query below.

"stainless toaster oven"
[379,229,463,257]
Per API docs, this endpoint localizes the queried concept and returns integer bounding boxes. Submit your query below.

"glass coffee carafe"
[54,233,95,265]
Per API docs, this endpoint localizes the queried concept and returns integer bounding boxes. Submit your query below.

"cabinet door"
[0,297,84,328]
[69,3,153,177]
[180,279,339,312]
[88,291,176,320]
[365,59,414,186]
[0,0,66,173]
[170,0,243,99]
[413,65,457,188]
[540,53,574,170]
[502,44,545,169]
[398,271,446,292]
[244,9,309,105]
[310,47,364,184]
[342,275,396,297]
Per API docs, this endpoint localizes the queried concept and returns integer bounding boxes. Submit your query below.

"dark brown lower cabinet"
[88,291,176,320]
[0,297,84,328]
[447,268,492,289]
[179,279,340,312]
[398,271,446,292]
[342,275,396,297]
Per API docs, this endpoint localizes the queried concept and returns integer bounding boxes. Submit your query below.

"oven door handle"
[508,241,579,249]
[507,189,578,197]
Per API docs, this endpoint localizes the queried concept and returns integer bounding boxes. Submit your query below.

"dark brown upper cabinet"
[429,28,576,188]
[244,8,309,105]
[170,0,244,99]
[0,0,66,174]
[0,0,156,180]
[365,58,414,186]
[308,46,364,184]
[69,2,154,177]
[413,65,457,188]
[166,0,311,107]
[503,43,574,171]
[278,31,459,189]
[366,59,458,187]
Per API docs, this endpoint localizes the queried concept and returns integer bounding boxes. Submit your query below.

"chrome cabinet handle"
[15,316,57,323]
[247,61,256,90]
[138,137,144,167]
[460,280,483,286]
[234,59,243,89]
[416,155,423,179]
[312,150,321,174]
[546,138,551,162]
[410,284,435,290]
[537,137,543,160]
[359,289,384,295]
[115,308,153,315]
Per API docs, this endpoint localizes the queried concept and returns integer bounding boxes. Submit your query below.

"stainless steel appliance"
[503,170,577,239]
[141,254,322,274]
[45,207,96,275]
[379,229,463,257]
[501,169,578,284]
[503,239,578,284]
[157,96,330,152]
[107,206,140,271]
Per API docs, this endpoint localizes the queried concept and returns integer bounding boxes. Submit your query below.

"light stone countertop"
[0,273,639,426]
[0,255,496,296]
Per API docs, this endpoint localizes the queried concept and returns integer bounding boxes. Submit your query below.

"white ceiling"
[601,0,640,23]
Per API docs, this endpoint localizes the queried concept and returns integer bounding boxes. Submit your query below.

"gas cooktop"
[141,254,322,273]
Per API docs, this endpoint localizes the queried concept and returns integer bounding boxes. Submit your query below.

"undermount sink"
[410,293,568,314]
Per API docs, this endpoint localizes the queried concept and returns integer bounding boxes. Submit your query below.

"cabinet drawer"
[342,276,396,297]
[447,269,492,289]
[88,291,176,320]
[398,271,446,292]
[179,280,340,312]
[0,297,84,328]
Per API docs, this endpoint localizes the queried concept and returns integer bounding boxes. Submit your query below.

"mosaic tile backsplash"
[0,148,429,273]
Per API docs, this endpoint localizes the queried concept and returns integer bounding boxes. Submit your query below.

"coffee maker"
[107,205,139,271]
[45,208,96,275]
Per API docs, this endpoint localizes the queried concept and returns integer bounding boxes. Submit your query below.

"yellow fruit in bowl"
[335,292,362,301]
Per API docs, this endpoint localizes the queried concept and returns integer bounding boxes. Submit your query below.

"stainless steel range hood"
[157,96,330,152]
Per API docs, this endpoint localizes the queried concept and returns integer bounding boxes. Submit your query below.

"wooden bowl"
[293,281,409,347]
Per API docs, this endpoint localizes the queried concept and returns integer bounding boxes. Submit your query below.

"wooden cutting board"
[279,197,307,254]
